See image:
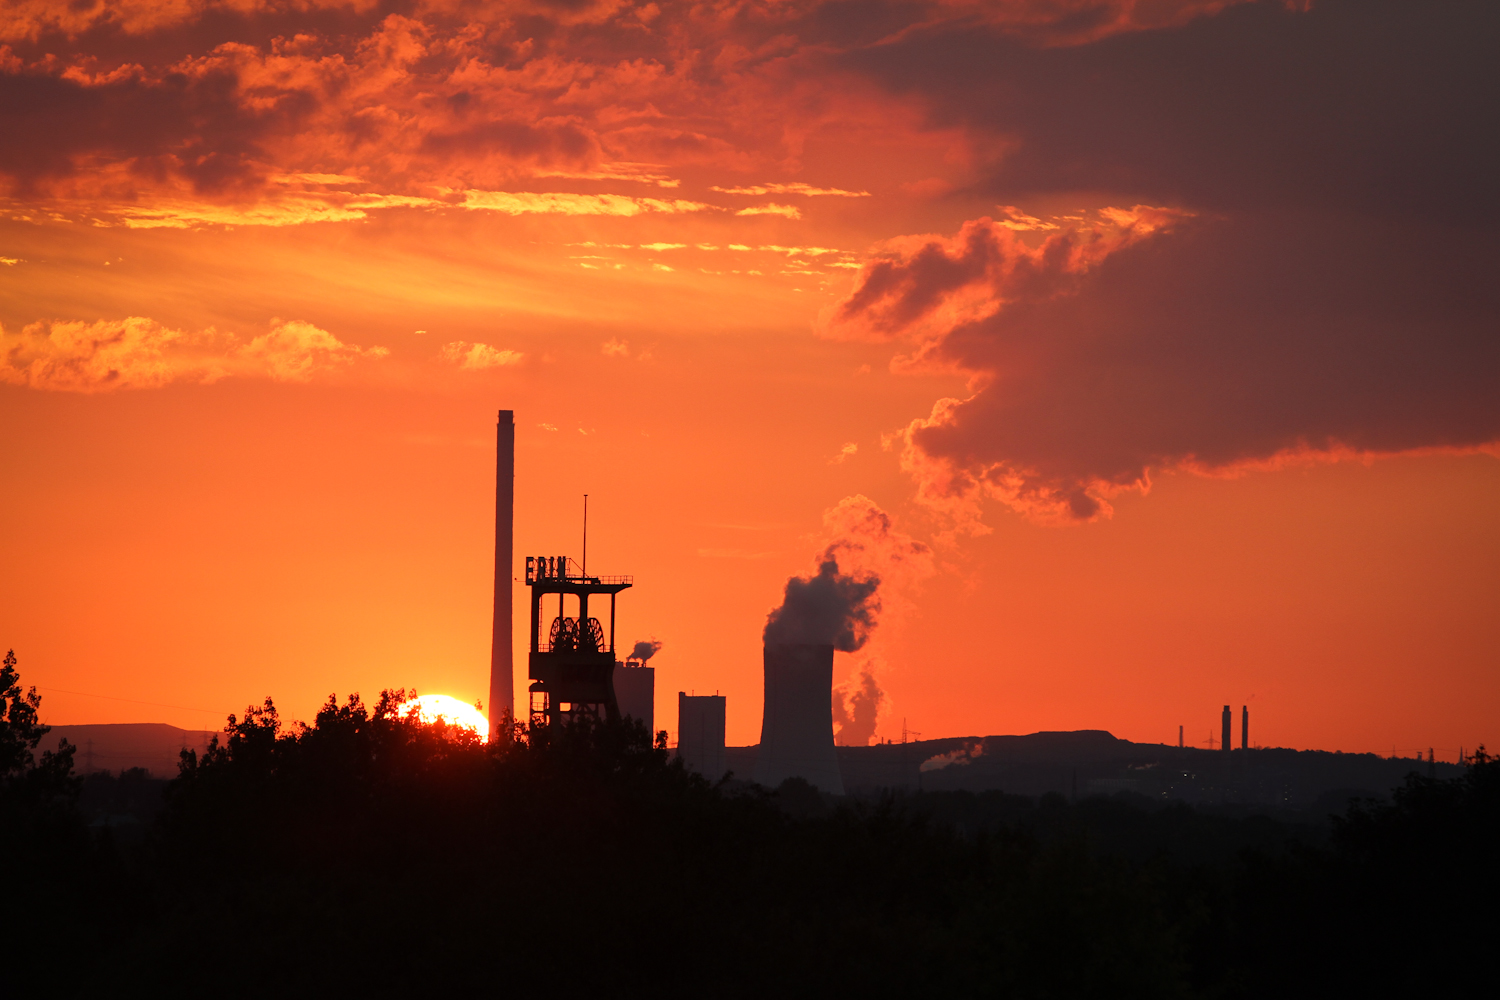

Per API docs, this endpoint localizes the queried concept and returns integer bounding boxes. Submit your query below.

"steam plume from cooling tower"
[831,663,883,747]
[758,543,875,794]
[763,558,880,651]
[630,638,662,662]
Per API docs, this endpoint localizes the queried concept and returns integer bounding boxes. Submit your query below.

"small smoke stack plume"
[763,558,880,651]
[629,639,662,662]
[831,665,882,747]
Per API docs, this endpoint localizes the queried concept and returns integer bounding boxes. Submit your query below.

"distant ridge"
[38,724,219,779]
[726,730,1462,809]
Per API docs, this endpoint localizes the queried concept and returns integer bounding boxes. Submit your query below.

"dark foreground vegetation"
[3,652,1494,996]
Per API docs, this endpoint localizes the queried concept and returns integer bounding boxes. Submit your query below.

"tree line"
[2,649,1493,995]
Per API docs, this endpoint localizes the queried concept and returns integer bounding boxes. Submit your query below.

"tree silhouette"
[6,677,1494,996]
[0,648,76,801]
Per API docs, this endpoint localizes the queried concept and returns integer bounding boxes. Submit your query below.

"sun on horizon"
[402,694,490,742]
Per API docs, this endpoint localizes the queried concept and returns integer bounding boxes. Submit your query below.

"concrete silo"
[678,692,726,780]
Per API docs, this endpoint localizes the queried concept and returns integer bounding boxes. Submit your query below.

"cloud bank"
[1,318,387,392]
[831,0,1500,523]
[2,0,1493,521]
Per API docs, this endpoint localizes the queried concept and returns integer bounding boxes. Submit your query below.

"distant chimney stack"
[488,410,515,735]
[1221,705,1231,753]
[1241,705,1248,750]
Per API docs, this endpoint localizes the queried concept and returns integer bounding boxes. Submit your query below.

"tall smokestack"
[488,410,515,734]
[1221,705,1231,753]
[1241,705,1248,750]
[756,644,844,795]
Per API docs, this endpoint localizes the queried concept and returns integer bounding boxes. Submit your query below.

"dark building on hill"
[678,693,726,779]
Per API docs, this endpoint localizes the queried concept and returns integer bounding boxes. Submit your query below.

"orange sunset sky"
[2,0,1496,757]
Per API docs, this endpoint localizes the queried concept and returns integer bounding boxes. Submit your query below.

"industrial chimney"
[755,643,844,795]
[1241,705,1248,750]
[1221,705,1231,753]
[488,410,515,735]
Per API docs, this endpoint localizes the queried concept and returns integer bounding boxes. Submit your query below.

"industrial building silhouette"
[677,693,725,779]
[485,408,845,791]
[480,411,1442,804]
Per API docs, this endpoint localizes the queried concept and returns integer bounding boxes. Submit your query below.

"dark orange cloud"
[0,1,1252,217]
[833,205,1500,523]
[3,0,1496,518]
[820,0,1500,523]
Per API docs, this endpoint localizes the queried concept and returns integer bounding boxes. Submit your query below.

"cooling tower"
[488,410,515,734]
[755,643,844,795]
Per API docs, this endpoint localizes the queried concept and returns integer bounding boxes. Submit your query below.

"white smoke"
[767,496,935,745]
[920,741,986,772]
[763,557,880,651]
[831,662,883,746]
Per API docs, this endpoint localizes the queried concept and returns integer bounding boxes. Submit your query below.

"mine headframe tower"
[525,554,633,728]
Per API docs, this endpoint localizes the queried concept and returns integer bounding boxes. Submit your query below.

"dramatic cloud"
[841,207,1500,523]
[0,0,1238,50]
[830,0,1500,523]
[0,0,1322,219]
[3,0,1230,218]
[0,317,386,392]
[3,0,1493,522]
[0,3,898,214]
[831,208,1182,346]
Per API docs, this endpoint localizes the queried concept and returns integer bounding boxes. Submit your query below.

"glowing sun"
[402,694,490,741]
